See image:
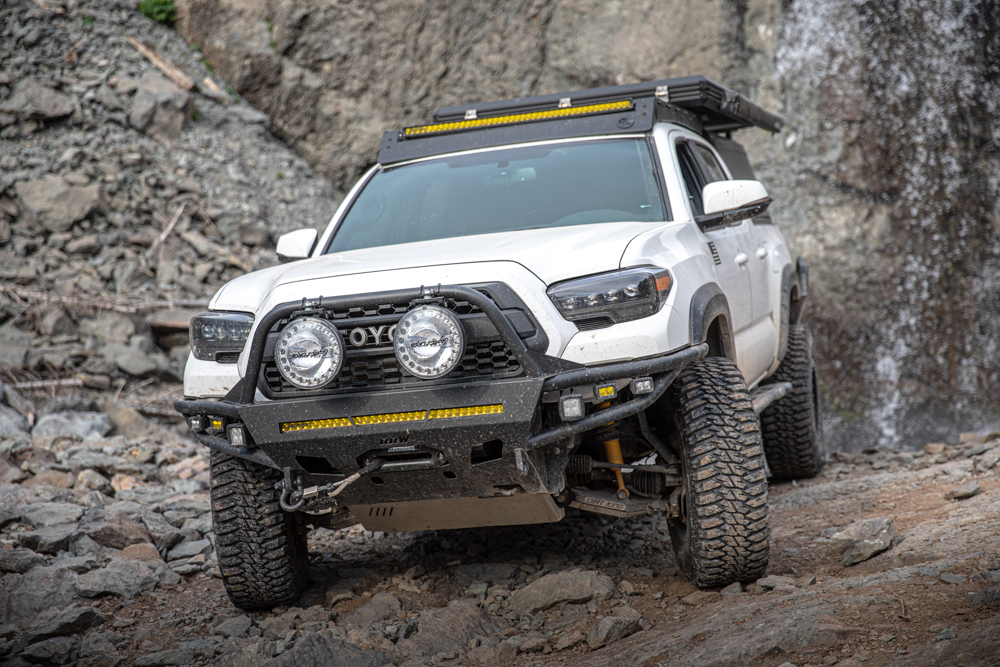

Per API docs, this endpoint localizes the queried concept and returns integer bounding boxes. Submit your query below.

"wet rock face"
[177,0,1000,451]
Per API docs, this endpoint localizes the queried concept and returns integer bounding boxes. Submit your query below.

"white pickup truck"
[176,76,822,610]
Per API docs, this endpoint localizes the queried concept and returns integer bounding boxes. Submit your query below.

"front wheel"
[211,452,309,610]
[759,324,825,481]
[666,357,770,588]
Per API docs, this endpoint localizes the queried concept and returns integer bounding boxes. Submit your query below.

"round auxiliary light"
[275,317,344,389]
[393,305,465,379]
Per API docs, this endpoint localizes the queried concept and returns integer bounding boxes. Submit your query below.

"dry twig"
[125,35,195,90]
[0,285,208,315]
[146,203,187,259]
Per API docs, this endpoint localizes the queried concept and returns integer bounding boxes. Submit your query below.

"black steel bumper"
[175,285,707,506]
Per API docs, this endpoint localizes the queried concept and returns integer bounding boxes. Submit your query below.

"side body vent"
[707,241,722,265]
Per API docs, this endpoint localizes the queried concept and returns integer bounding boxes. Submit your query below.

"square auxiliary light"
[227,424,246,448]
[559,394,586,422]
[595,383,617,401]
[186,416,206,432]
[631,377,655,396]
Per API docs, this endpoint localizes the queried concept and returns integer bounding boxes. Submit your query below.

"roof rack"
[434,76,783,134]
[377,76,782,165]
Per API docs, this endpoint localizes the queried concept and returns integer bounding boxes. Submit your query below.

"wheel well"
[705,315,735,361]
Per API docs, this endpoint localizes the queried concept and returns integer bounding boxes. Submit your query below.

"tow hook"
[278,458,386,512]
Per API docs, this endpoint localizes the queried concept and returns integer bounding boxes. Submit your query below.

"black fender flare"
[688,283,736,361]
[778,256,809,363]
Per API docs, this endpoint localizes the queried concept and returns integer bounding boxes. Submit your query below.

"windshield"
[326,138,667,253]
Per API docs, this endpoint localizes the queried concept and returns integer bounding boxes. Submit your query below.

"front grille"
[259,294,522,398]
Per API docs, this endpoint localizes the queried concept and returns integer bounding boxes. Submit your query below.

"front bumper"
[175,285,707,507]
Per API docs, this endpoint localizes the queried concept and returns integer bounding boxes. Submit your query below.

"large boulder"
[0,566,79,628]
[15,176,102,233]
[31,412,113,449]
[0,77,75,119]
[74,558,158,598]
[508,570,616,616]
[392,600,505,664]
[128,71,194,138]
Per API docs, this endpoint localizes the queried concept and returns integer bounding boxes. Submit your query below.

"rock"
[325,588,353,607]
[0,78,75,119]
[227,105,269,125]
[214,615,251,638]
[508,570,616,616]
[22,604,102,643]
[102,402,155,440]
[24,470,76,490]
[94,84,122,111]
[264,631,390,667]
[680,590,719,605]
[18,525,78,554]
[0,456,27,484]
[77,510,151,549]
[31,412,112,449]
[22,502,85,528]
[393,600,504,664]
[120,543,163,563]
[756,575,797,590]
[973,447,1000,472]
[75,470,110,492]
[720,582,743,597]
[100,343,157,377]
[966,585,1000,605]
[587,606,643,649]
[346,627,395,651]
[20,636,77,665]
[341,593,401,629]
[74,558,157,598]
[944,482,980,500]
[0,326,32,370]
[78,632,118,658]
[1,566,78,629]
[924,443,947,454]
[939,572,966,585]
[166,538,211,561]
[555,631,586,651]
[134,648,196,666]
[15,176,102,234]
[258,617,293,640]
[128,71,194,138]
[0,403,29,436]
[0,547,46,573]
[64,234,102,255]
[829,518,896,566]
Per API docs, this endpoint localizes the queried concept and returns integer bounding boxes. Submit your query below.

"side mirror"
[275,228,318,260]
[697,180,771,228]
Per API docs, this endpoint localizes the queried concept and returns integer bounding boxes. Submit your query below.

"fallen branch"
[146,203,187,259]
[120,401,183,420]
[125,35,195,91]
[29,0,64,14]
[0,285,209,315]
[12,378,83,391]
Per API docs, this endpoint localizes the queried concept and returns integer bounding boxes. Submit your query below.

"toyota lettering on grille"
[347,325,397,348]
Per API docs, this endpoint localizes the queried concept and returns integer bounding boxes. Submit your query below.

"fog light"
[595,383,617,400]
[631,377,654,395]
[559,394,585,421]
[227,424,246,448]
[186,416,206,432]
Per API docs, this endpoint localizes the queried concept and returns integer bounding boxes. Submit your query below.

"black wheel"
[666,356,770,588]
[211,452,308,610]
[760,324,824,481]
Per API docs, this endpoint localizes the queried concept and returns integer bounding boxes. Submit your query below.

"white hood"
[211,222,656,312]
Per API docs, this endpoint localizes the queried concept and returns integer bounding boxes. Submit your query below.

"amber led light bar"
[401,99,634,139]
[279,404,504,433]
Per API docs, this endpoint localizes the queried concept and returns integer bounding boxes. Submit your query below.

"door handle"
[756,246,767,259]
[735,252,749,266]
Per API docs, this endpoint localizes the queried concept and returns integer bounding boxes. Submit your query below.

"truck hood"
[211,222,657,312]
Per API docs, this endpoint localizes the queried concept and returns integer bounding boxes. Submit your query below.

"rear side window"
[676,142,705,216]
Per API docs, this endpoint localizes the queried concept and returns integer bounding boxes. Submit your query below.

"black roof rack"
[377,76,782,165]
[435,76,783,133]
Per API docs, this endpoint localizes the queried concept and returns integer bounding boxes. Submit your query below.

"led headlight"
[275,317,344,389]
[190,312,254,362]
[547,267,672,326]
[393,306,465,379]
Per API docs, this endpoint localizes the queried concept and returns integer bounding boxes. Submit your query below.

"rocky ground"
[1,385,998,667]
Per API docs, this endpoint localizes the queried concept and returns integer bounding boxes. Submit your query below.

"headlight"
[393,305,465,379]
[547,267,672,326]
[190,312,254,362]
[275,317,344,389]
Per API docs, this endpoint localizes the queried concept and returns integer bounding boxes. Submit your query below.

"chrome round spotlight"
[393,306,465,379]
[274,317,344,389]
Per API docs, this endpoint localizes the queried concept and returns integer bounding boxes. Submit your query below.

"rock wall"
[177,0,1000,450]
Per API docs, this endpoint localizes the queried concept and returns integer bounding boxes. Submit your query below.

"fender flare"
[778,256,809,363]
[688,283,736,361]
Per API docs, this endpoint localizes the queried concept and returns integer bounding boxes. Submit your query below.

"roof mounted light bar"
[400,99,634,140]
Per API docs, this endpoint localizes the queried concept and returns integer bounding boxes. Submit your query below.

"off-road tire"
[760,324,824,481]
[666,356,770,588]
[211,451,308,610]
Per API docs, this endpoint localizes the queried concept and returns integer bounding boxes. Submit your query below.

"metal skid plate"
[352,493,564,532]
[568,488,667,518]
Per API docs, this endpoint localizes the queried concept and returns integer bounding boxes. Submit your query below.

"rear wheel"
[666,357,770,587]
[211,452,309,610]
[760,324,824,481]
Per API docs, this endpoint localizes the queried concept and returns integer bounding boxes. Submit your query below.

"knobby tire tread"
[760,324,824,481]
[668,356,770,588]
[211,451,308,610]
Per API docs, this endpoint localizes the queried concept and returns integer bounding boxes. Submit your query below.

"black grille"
[259,294,521,398]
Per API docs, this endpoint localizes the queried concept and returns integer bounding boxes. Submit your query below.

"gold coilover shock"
[595,401,628,499]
